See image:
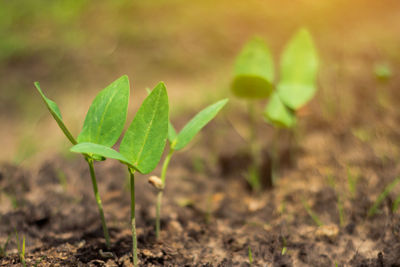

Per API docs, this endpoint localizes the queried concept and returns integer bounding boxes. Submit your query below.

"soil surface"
[2,87,400,266]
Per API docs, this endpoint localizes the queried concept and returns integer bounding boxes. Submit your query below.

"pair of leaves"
[232,28,318,128]
[71,82,169,174]
[35,75,130,151]
[168,99,228,151]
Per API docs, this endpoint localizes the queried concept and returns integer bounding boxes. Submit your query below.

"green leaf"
[34,82,77,145]
[70,142,133,167]
[231,37,274,99]
[172,99,228,151]
[120,82,169,174]
[168,121,177,143]
[264,93,296,128]
[77,75,130,147]
[278,28,319,110]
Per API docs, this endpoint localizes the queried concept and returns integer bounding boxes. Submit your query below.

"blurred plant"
[301,198,323,227]
[150,99,228,239]
[35,75,130,249]
[0,234,11,257]
[231,28,319,189]
[0,0,88,61]
[374,63,392,82]
[71,82,169,266]
[248,245,253,265]
[368,176,400,217]
[374,62,393,109]
[15,230,26,267]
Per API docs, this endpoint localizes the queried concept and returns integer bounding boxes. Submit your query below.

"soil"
[2,86,400,266]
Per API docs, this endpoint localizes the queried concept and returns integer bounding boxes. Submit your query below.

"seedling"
[0,234,10,257]
[248,245,253,265]
[346,165,360,199]
[70,82,169,266]
[35,75,130,249]
[281,236,287,255]
[374,62,393,109]
[392,194,400,213]
[152,99,228,239]
[368,177,400,217]
[374,63,392,82]
[301,198,323,227]
[15,231,26,267]
[232,28,318,189]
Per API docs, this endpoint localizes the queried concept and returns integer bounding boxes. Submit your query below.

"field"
[1,1,400,266]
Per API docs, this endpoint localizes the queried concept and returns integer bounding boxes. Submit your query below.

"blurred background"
[1,0,400,165]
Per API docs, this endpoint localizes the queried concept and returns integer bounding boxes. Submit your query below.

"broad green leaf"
[70,142,133,167]
[120,82,169,174]
[264,92,296,128]
[231,37,274,99]
[172,99,228,151]
[168,121,177,143]
[278,28,319,110]
[78,75,130,147]
[34,82,77,145]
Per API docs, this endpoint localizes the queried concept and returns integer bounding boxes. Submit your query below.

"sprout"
[231,28,319,189]
[155,99,228,239]
[35,75,130,249]
[71,82,169,266]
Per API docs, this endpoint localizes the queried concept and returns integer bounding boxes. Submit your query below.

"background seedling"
[71,82,169,266]
[232,28,318,189]
[231,37,274,191]
[368,176,400,217]
[0,234,11,257]
[35,75,130,249]
[281,236,288,255]
[301,198,324,227]
[248,245,253,265]
[346,165,360,199]
[153,99,228,239]
[15,230,26,267]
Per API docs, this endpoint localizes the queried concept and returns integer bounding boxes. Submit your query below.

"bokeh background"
[1,0,400,164]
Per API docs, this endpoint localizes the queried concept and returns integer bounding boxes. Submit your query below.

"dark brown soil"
[2,87,400,266]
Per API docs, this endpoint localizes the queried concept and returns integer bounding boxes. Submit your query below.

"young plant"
[248,245,253,265]
[152,99,228,239]
[231,37,274,191]
[15,231,26,267]
[35,75,130,249]
[301,198,323,227]
[368,176,400,217]
[0,234,11,257]
[70,82,169,266]
[232,28,318,189]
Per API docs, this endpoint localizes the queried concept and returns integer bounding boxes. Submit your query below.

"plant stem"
[156,149,174,239]
[86,157,111,249]
[247,101,257,159]
[129,167,138,266]
[247,101,261,191]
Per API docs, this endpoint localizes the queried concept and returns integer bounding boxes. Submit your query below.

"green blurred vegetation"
[0,0,399,163]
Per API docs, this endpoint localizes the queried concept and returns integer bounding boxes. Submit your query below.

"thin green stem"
[247,101,261,191]
[86,157,111,249]
[247,101,257,159]
[156,149,174,239]
[270,128,280,186]
[129,168,138,266]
